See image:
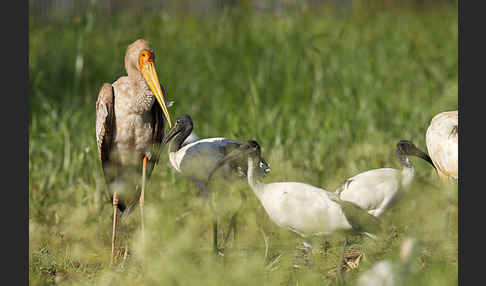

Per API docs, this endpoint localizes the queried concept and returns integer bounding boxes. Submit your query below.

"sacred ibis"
[162,115,270,252]
[207,140,381,243]
[335,140,436,218]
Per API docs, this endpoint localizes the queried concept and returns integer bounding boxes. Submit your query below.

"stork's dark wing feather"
[146,96,166,179]
[96,83,115,177]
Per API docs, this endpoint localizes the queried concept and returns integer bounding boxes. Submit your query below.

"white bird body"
[169,137,241,183]
[208,140,382,241]
[338,166,415,217]
[426,111,458,180]
[335,140,434,218]
[164,116,270,187]
[163,119,271,253]
[253,181,352,236]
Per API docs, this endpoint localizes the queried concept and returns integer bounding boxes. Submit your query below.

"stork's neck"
[399,156,416,187]
[128,70,155,113]
[247,156,265,198]
[168,126,193,154]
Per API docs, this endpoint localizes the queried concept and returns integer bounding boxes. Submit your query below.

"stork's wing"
[96,83,115,172]
[146,95,167,179]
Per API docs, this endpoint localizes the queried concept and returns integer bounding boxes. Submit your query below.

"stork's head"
[125,39,172,128]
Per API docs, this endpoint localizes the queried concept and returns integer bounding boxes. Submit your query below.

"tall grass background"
[29,1,458,285]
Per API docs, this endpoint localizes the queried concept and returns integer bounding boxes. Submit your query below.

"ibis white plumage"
[181,132,200,147]
[425,110,458,181]
[162,115,270,252]
[208,140,381,240]
[335,140,436,217]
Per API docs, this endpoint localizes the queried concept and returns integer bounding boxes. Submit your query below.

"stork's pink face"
[138,49,172,128]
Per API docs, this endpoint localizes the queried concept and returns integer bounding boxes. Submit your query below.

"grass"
[29,3,458,285]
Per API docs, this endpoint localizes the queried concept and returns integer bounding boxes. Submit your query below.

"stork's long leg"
[111,192,119,266]
[140,156,148,250]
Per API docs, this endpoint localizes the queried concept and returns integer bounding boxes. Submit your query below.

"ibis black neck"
[169,125,193,153]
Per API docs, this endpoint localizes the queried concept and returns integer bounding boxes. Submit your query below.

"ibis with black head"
[335,140,435,218]
[207,140,381,242]
[162,115,270,252]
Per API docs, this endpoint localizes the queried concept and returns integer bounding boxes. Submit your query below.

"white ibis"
[357,238,420,286]
[96,39,172,265]
[335,140,436,218]
[162,115,270,252]
[207,140,381,242]
[425,110,458,181]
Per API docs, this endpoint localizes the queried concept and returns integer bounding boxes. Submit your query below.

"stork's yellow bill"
[139,49,172,128]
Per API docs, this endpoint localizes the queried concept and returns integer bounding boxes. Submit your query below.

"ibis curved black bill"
[163,123,183,145]
[412,149,435,169]
[396,140,436,169]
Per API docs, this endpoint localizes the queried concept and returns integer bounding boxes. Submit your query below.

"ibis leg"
[213,219,219,254]
[201,184,219,254]
[336,238,347,286]
[111,192,119,266]
[223,211,238,248]
[324,239,330,253]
